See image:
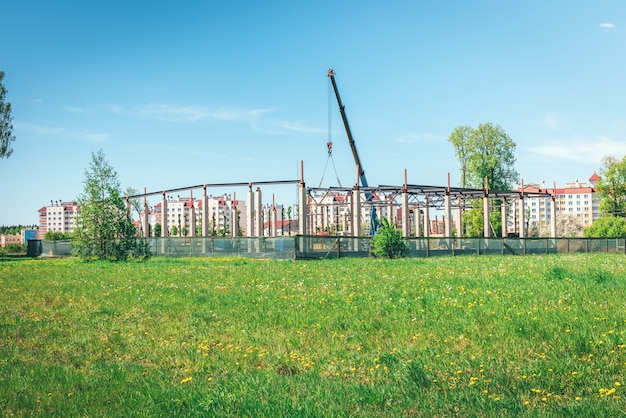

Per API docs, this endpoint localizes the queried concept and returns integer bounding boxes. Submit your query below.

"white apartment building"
[509,174,600,233]
[37,201,80,238]
[152,194,248,237]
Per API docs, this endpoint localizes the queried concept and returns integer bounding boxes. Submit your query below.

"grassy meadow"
[0,254,624,416]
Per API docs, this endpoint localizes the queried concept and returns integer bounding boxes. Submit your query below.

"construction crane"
[327,68,369,192]
[327,68,378,233]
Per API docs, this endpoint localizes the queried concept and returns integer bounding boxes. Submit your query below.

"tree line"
[0,225,36,235]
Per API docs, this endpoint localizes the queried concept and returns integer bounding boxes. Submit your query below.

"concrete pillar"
[202,187,209,237]
[232,193,239,238]
[271,195,277,237]
[455,197,463,238]
[255,188,263,236]
[161,192,168,237]
[141,189,149,238]
[483,196,490,238]
[401,189,409,237]
[550,189,557,238]
[247,184,254,237]
[298,187,306,236]
[415,203,421,237]
[388,199,394,226]
[142,204,149,238]
[353,188,361,237]
[189,192,196,237]
[444,193,452,237]
[518,195,526,238]
[501,198,507,238]
[423,198,430,238]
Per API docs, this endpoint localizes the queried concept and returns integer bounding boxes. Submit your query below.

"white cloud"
[543,114,560,132]
[527,136,626,164]
[277,120,324,134]
[600,22,615,29]
[111,102,320,136]
[392,132,437,143]
[18,123,110,142]
[134,103,213,122]
[117,102,273,125]
[62,106,92,114]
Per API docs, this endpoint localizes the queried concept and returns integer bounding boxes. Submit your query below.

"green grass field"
[1,255,624,416]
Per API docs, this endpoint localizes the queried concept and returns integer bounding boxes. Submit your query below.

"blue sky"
[1,1,625,226]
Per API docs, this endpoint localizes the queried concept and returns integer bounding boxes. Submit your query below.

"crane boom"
[327,69,368,189]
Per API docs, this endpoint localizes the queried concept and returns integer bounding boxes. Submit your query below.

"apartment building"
[510,174,600,232]
[37,201,80,239]
[152,194,248,237]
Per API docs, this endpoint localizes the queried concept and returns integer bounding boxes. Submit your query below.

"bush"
[583,216,626,238]
[370,217,408,258]
[0,244,25,255]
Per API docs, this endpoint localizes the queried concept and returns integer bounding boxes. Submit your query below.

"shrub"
[370,217,408,258]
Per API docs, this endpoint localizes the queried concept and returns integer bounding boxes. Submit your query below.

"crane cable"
[318,77,342,188]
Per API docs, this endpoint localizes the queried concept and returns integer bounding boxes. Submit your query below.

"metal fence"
[294,236,626,259]
[30,236,626,260]
[149,237,295,259]
[32,237,296,260]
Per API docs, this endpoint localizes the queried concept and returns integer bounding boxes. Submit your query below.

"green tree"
[596,156,626,217]
[0,71,16,159]
[124,187,142,219]
[448,123,518,237]
[370,217,408,258]
[211,213,217,236]
[584,216,626,237]
[44,231,72,240]
[448,125,473,188]
[465,123,518,190]
[72,150,150,261]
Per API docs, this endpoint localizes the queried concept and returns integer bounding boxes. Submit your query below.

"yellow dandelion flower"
[180,377,193,384]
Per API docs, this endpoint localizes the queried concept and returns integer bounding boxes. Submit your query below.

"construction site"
[35,70,618,259]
